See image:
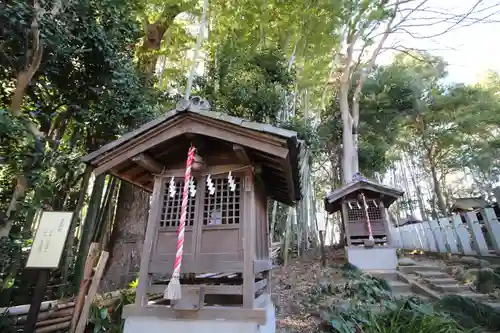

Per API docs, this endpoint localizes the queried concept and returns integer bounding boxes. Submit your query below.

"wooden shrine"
[82,99,304,327]
[324,176,403,270]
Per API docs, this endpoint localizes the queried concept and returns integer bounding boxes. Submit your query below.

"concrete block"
[124,295,276,333]
[347,247,398,271]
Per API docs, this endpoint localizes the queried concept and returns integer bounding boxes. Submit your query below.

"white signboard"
[26,211,73,269]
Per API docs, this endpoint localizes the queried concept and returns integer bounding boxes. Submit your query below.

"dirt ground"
[271,248,346,333]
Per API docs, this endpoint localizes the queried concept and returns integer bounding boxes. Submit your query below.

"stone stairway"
[398,259,493,302]
[368,270,429,300]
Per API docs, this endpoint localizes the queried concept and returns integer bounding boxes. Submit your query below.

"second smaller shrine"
[324,175,403,271]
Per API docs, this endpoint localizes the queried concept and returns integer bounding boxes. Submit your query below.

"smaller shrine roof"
[324,174,403,213]
[450,197,488,212]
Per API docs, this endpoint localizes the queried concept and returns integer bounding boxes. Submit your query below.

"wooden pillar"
[379,201,392,246]
[341,202,351,246]
[135,177,163,305]
[243,170,256,308]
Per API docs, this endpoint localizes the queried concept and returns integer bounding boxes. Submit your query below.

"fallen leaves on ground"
[272,248,346,333]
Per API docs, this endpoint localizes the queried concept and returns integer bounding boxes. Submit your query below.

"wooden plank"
[254,279,267,292]
[233,145,251,165]
[149,259,244,274]
[70,243,100,333]
[253,260,272,273]
[159,164,248,178]
[193,175,206,275]
[74,251,109,333]
[109,170,153,192]
[148,284,243,295]
[341,202,350,246]
[251,151,284,164]
[118,164,147,179]
[136,177,163,306]
[24,270,50,333]
[189,122,288,158]
[190,113,287,146]
[172,287,205,310]
[379,201,391,244]
[132,153,164,174]
[122,304,267,325]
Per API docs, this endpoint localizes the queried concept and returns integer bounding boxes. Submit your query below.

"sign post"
[24,211,73,333]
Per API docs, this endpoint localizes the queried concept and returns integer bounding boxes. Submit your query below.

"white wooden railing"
[389,207,500,256]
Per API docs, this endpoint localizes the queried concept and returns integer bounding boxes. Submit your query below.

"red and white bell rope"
[360,193,374,242]
[164,145,196,300]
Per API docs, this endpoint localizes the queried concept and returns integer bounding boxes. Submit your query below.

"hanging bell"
[192,153,205,172]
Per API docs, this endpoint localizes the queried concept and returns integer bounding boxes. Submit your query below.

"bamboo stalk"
[270,201,278,244]
[0,300,74,316]
[35,320,71,333]
[35,315,72,327]
[16,307,74,324]
[283,206,293,266]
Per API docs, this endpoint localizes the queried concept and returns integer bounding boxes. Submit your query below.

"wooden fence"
[390,207,500,256]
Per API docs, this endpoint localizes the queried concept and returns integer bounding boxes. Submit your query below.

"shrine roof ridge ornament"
[324,173,404,213]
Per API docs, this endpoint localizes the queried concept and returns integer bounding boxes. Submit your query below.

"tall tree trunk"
[103,7,183,289]
[102,182,150,291]
[407,153,428,221]
[428,158,447,216]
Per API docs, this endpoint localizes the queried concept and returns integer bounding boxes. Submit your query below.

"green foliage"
[89,290,135,333]
[474,268,500,294]
[196,45,294,124]
[328,297,469,333]
[436,294,500,331]
[313,264,498,333]
[0,0,158,305]
[0,312,16,333]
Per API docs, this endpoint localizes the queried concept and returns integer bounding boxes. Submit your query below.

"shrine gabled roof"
[450,197,488,212]
[82,101,305,205]
[324,175,403,213]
